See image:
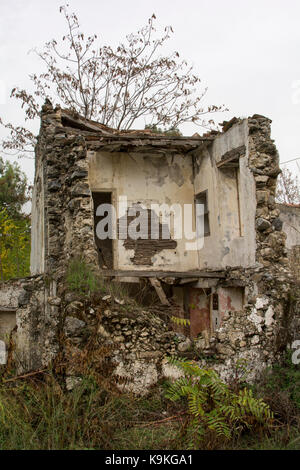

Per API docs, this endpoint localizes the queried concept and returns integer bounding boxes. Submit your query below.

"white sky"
[1,0,300,184]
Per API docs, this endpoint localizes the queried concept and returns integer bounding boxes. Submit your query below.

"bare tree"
[276,167,300,204]
[1,4,225,155]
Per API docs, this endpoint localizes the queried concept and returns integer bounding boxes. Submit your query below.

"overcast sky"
[1,0,300,183]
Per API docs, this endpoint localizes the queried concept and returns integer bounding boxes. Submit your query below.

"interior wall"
[193,120,256,269]
[187,285,244,338]
[88,151,197,271]
[88,122,256,273]
[218,286,244,320]
[189,288,211,338]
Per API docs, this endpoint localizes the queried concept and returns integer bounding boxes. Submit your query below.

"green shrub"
[165,358,273,449]
[266,353,300,411]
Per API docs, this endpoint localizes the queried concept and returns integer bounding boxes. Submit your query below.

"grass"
[0,356,299,450]
[66,256,139,307]
[230,430,300,450]
[66,258,101,297]
[0,373,183,450]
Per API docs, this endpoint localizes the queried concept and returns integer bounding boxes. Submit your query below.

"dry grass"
[0,372,183,450]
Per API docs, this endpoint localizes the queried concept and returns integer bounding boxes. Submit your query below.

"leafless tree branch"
[0,4,227,154]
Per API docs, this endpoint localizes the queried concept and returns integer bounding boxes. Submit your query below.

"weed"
[66,257,100,297]
[165,358,273,449]
[0,374,182,450]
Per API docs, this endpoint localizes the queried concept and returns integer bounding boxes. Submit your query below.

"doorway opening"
[188,286,244,338]
[92,192,113,269]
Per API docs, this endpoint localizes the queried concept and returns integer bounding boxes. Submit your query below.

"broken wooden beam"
[178,278,199,285]
[149,278,170,306]
[102,270,226,279]
[216,145,246,169]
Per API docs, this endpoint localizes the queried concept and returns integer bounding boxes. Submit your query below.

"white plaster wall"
[88,151,197,271]
[30,157,45,275]
[193,121,256,269]
[278,204,300,249]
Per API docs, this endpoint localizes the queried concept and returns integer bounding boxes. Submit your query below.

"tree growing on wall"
[276,167,300,205]
[0,4,226,155]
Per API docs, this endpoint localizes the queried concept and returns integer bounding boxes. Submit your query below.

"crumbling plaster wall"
[193,119,256,269]
[30,144,45,275]
[277,203,300,250]
[88,150,197,271]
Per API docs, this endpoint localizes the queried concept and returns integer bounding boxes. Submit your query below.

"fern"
[171,316,190,327]
[165,358,273,448]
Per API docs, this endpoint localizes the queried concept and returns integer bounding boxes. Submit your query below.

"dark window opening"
[211,293,220,332]
[195,190,210,237]
[212,293,219,311]
[92,192,113,269]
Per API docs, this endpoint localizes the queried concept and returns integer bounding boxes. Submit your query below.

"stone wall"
[0,276,59,371]
[172,115,296,381]
[247,115,288,269]
[32,102,100,284]
[62,292,184,394]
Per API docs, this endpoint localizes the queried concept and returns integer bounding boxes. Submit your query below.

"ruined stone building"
[0,101,299,391]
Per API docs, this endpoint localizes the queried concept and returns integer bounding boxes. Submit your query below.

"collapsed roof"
[52,107,216,154]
